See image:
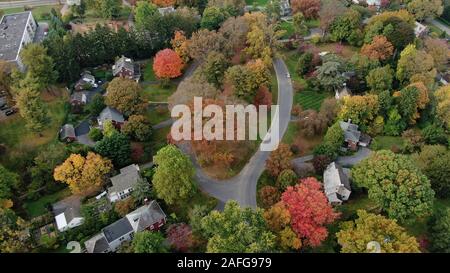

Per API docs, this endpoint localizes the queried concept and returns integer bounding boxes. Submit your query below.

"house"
[59,124,76,142]
[414,21,428,38]
[52,196,84,232]
[352,0,381,7]
[84,201,166,253]
[74,71,97,91]
[70,91,89,106]
[323,162,351,205]
[66,0,81,5]
[112,56,141,82]
[339,119,371,151]
[158,6,176,16]
[0,11,37,71]
[97,106,125,129]
[335,83,352,100]
[279,0,292,17]
[107,164,142,203]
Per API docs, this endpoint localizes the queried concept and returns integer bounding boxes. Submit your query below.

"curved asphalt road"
[177,58,293,209]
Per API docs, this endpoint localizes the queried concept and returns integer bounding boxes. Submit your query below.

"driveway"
[33,22,48,43]
[75,119,95,147]
[336,147,372,167]
[428,19,450,36]
[0,0,59,8]
[177,58,293,209]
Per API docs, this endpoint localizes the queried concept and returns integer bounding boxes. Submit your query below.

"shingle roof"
[113,56,135,76]
[339,120,361,143]
[323,162,351,202]
[98,107,125,123]
[102,217,133,243]
[126,201,166,232]
[84,233,110,253]
[0,11,32,61]
[109,164,141,194]
[60,124,76,139]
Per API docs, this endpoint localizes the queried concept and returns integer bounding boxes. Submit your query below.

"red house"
[112,56,141,82]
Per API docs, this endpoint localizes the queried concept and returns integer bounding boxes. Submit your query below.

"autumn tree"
[291,0,321,19]
[167,223,194,252]
[338,95,380,130]
[253,86,273,109]
[293,12,308,37]
[276,169,298,191]
[435,85,450,128]
[207,0,246,16]
[94,132,132,168]
[361,35,394,61]
[259,186,281,208]
[201,6,227,30]
[412,145,450,198]
[366,65,394,93]
[153,145,196,205]
[132,231,169,253]
[407,0,444,21]
[114,197,136,217]
[171,30,190,63]
[153,48,184,83]
[0,208,30,253]
[219,16,249,51]
[121,114,152,142]
[200,201,276,253]
[225,60,270,101]
[264,202,302,251]
[15,86,50,134]
[281,177,339,247]
[396,44,436,86]
[297,110,327,137]
[53,152,113,195]
[105,77,145,116]
[337,210,420,253]
[352,150,435,221]
[0,165,19,208]
[395,82,430,125]
[202,51,229,89]
[188,29,229,61]
[319,0,346,33]
[152,0,175,7]
[424,38,450,72]
[266,143,293,177]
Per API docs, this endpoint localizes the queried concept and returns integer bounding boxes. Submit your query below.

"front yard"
[24,188,71,218]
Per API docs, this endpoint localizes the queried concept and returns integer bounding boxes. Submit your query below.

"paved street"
[0,0,59,9]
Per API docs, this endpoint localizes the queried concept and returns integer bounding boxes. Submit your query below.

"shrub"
[422,124,447,145]
[259,186,280,208]
[277,169,298,191]
[88,128,103,141]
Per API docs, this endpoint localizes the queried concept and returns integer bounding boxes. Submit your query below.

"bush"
[276,169,298,191]
[259,186,280,208]
[296,52,313,76]
[422,125,447,145]
[312,155,332,174]
[310,34,322,44]
[88,128,103,141]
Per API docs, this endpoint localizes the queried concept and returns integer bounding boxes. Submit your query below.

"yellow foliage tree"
[264,202,291,232]
[435,85,450,128]
[54,152,113,195]
[171,30,190,64]
[279,226,302,250]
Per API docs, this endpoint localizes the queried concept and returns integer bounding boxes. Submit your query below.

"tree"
[337,210,420,253]
[312,155,333,174]
[297,110,327,137]
[412,145,450,198]
[422,124,448,145]
[281,177,339,247]
[384,107,406,136]
[105,77,145,116]
[366,65,394,93]
[293,12,308,37]
[263,202,291,232]
[189,204,211,236]
[319,0,347,33]
[407,0,443,21]
[435,85,450,128]
[102,120,118,138]
[396,44,436,86]
[201,6,227,30]
[207,0,245,16]
[0,208,30,253]
[428,207,450,253]
[424,38,450,72]
[200,201,276,253]
[266,143,293,177]
[276,169,298,191]
[53,152,113,194]
[329,9,362,44]
[99,0,122,19]
[167,223,194,252]
[114,197,136,217]
[219,16,249,51]
[296,52,313,76]
[279,226,302,250]
[86,93,106,116]
[94,132,132,168]
[153,48,184,83]
[134,1,157,28]
[132,178,153,204]
[188,29,229,61]
[396,83,429,125]
[316,61,346,92]
[132,231,169,253]
[338,95,380,130]
[352,150,435,221]
[265,0,282,22]
[0,165,19,207]
[253,86,272,109]
[361,35,394,61]
[20,44,58,91]
[153,145,196,205]
[121,115,152,142]
[171,30,190,63]
[15,86,50,134]
[202,51,229,89]
[88,128,103,141]
[291,0,321,19]
[259,186,281,208]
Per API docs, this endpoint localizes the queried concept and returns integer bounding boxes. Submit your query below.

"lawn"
[370,136,405,151]
[140,83,177,102]
[0,89,68,168]
[315,43,359,59]
[145,105,171,126]
[280,21,294,39]
[245,0,269,5]
[143,59,157,82]
[282,122,324,156]
[1,5,62,21]
[295,90,330,110]
[24,188,71,218]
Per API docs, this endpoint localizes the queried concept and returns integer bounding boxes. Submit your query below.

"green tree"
[316,61,346,91]
[94,132,131,168]
[132,231,169,253]
[396,44,436,86]
[202,51,230,89]
[337,210,420,253]
[88,128,103,141]
[134,1,157,29]
[105,77,145,116]
[121,115,152,142]
[296,52,313,76]
[201,201,276,253]
[201,6,228,30]
[86,94,105,117]
[20,44,58,91]
[407,0,444,21]
[276,169,298,191]
[352,150,435,221]
[100,0,122,19]
[322,122,345,155]
[15,86,50,134]
[153,145,196,205]
[0,208,30,253]
[0,165,19,206]
[293,12,308,37]
[366,65,394,93]
[428,207,450,253]
[412,145,450,198]
[329,9,362,45]
[132,178,153,204]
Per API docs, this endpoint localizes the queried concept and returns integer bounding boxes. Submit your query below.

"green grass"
[295,90,329,110]
[143,59,157,82]
[140,83,177,102]
[306,19,320,28]
[149,126,170,156]
[280,21,294,39]
[24,188,71,218]
[282,122,298,145]
[245,0,269,5]
[145,106,170,126]
[370,136,405,151]
[1,5,62,21]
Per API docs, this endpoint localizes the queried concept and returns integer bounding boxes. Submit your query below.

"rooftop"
[102,217,133,243]
[0,11,32,61]
[98,107,125,123]
[109,164,141,194]
[126,201,166,232]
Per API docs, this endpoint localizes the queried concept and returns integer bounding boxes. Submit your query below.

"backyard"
[1,5,63,21]
[24,188,71,218]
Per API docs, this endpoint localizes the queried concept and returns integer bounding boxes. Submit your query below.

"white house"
[0,11,37,71]
[323,162,351,205]
[352,0,381,7]
[414,21,428,37]
[53,197,84,232]
[107,164,142,202]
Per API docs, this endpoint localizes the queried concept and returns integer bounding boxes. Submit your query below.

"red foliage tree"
[292,0,321,19]
[281,177,340,247]
[253,86,272,109]
[167,223,194,252]
[153,48,184,80]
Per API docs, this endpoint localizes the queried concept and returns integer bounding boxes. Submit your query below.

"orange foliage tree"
[361,35,394,61]
[265,143,293,177]
[153,48,184,81]
[171,30,190,63]
[152,0,175,7]
[291,0,321,19]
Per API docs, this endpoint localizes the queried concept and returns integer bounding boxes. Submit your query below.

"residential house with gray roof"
[97,106,125,129]
[59,124,76,143]
[107,164,141,202]
[323,162,351,205]
[0,11,37,71]
[112,56,141,82]
[339,119,371,151]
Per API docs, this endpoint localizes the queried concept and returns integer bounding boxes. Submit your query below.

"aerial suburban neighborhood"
[0,0,449,257]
